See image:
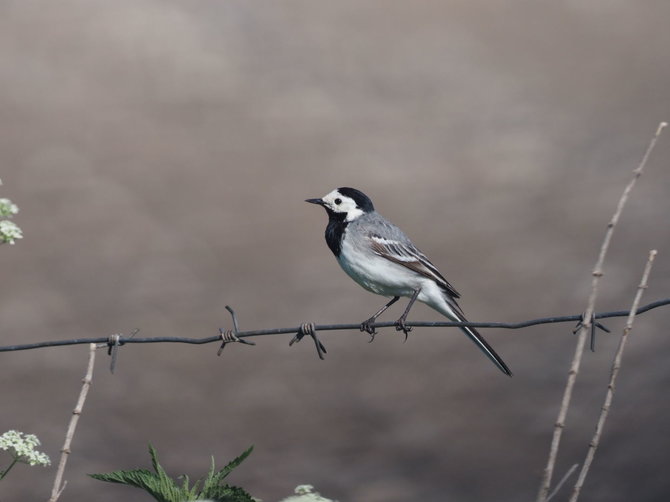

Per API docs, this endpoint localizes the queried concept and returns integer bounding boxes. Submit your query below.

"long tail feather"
[434,294,513,376]
[458,325,513,377]
[426,289,512,376]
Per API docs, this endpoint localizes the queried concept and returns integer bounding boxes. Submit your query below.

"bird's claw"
[360,318,378,342]
[394,318,412,341]
[360,316,413,343]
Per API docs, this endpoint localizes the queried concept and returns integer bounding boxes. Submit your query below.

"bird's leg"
[360,296,400,341]
[395,288,421,341]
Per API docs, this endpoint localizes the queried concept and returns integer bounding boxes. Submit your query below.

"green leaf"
[89,468,182,502]
[89,468,154,486]
[179,473,200,498]
[205,446,254,488]
[198,446,254,501]
[149,444,179,491]
[90,446,184,502]
[200,484,256,502]
[90,444,255,502]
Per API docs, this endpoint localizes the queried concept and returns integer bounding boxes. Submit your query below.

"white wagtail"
[306,187,512,376]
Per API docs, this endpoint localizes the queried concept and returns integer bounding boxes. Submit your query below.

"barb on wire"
[96,329,139,374]
[289,322,327,360]
[0,298,669,355]
[572,313,611,352]
[217,305,255,356]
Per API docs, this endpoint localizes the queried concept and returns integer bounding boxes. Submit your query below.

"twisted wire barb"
[289,322,327,360]
[217,305,256,356]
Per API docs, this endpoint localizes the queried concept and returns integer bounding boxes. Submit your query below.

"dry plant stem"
[546,463,579,502]
[48,343,97,502]
[569,250,657,502]
[536,121,667,502]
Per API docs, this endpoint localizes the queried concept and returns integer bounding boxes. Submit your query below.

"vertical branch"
[569,250,657,502]
[48,343,97,502]
[536,121,666,502]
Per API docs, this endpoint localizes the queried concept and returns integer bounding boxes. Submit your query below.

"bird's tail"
[457,324,512,377]
[436,296,513,377]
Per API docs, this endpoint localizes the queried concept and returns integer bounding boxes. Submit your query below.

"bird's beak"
[305,198,325,205]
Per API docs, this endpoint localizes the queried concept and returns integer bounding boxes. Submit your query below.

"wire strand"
[1,298,668,353]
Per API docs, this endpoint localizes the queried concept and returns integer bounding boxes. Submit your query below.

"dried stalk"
[536,121,666,502]
[546,463,579,502]
[568,250,657,501]
[48,343,97,502]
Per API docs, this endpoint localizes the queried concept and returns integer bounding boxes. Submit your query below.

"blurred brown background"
[1,1,670,501]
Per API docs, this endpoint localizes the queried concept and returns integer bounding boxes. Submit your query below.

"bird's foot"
[360,318,378,342]
[394,318,412,342]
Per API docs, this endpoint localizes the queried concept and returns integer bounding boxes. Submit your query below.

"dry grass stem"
[536,121,667,502]
[568,250,657,502]
[546,463,579,502]
[48,343,97,502]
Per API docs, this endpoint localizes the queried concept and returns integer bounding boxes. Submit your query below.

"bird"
[306,187,512,376]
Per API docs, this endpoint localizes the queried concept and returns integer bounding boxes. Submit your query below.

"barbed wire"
[1,298,668,367]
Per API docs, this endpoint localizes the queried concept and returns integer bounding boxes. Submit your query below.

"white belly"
[337,237,423,297]
[335,232,458,321]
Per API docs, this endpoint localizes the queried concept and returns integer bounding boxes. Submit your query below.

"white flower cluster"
[0,198,18,218]
[279,484,337,502]
[0,430,51,467]
[0,220,23,245]
[0,194,22,245]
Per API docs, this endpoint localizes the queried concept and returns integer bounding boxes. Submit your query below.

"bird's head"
[306,187,375,222]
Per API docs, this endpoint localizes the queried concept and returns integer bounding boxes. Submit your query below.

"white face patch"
[321,189,365,221]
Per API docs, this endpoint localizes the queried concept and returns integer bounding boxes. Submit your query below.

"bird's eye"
[334,198,342,205]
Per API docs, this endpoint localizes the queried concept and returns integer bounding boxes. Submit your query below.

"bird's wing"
[368,232,461,300]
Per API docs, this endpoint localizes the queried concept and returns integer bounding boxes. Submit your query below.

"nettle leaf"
[200,484,256,502]
[179,473,201,499]
[199,446,254,501]
[89,468,182,502]
[206,446,254,487]
[89,468,155,486]
[90,446,184,502]
[90,444,255,502]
